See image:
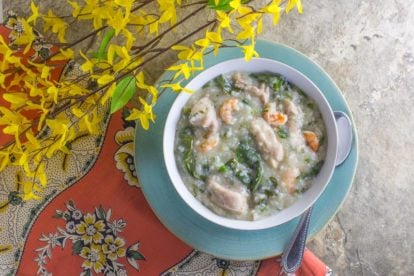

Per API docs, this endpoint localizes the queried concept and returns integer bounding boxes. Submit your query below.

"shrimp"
[303,130,320,152]
[263,102,288,126]
[197,134,219,152]
[281,167,300,194]
[219,98,239,124]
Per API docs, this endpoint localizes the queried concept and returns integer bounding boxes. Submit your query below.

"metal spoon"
[281,111,353,274]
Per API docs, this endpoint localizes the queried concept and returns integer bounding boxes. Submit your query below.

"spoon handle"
[281,206,313,274]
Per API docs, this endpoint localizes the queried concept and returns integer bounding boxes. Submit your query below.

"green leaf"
[96,205,106,220]
[52,213,63,219]
[97,28,115,61]
[81,269,91,276]
[180,127,204,181]
[180,128,195,175]
[251,161,263,192]
[88,51,100,59]
[236,142,260,166]
[234,142,263,191]
[277,128,289,139]
[110,76,136,114]
[269,176,278,187]
[250,73,285,92]
[300,161,324,179]
[218,165,228,173]
[207,0,233,11]
[215,74,232,94]
[127,250,146,260]
[72,240,83,255]
[208,0,251,11]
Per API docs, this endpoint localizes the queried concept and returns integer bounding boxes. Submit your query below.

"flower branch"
[0,0,303,200]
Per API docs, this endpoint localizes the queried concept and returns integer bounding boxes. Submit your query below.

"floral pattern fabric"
[35,201,144,275]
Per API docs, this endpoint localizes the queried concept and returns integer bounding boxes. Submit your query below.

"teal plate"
[135,39,358,260]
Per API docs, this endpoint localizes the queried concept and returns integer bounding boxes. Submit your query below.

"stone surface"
[3,0,414,275]
[267,1,414,275]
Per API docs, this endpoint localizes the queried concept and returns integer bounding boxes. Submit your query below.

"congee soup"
[174,72,326,220]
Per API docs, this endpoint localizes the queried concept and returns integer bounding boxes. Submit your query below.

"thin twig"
[0,1,227,152]
[131,4,207,53]
[181,0,208,8]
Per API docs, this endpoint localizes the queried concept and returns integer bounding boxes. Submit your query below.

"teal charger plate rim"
[134,39,359,260]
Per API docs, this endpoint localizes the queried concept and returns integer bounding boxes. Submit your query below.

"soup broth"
[174,72,326,220]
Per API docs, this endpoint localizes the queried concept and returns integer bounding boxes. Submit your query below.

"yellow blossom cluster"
[0,25,102,200]
[0,0,302,200]
[164,0,303,91]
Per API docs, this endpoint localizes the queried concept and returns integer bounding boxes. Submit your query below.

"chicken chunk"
[250,118,284,169]
[284,99,301,131]
[284,99,306,149]
[207,177,249,215]
[284,99,299,116]
[281,167,300,194]
[232,72,249,89]
[189,96,219,134]
[233,73,269,104]
[246,83,269,105]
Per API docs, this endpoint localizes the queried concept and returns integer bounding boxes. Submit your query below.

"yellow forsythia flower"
[2,93,28,109]
[97,74,115,85]
[167,63,191,79]
[160,82,192,93]
[236,23,255,40]
[0,151,10,171]
[47,86,59,103]
[122,29,136,50]
[107,9,129,36]
[262,0,282,25]
[79,51,94,73]
[37,163,48,186]
[27,1,40,24]
[286,0,303,14]
[13,19,35,54]
[240,43,259,61]
[216,11,233,33]
[230,0,241,10]
[50,48,75,61]
[42,10,68,42]
[67,1,81,17]
[125,98,155,130]
[115,0,134,10]
[22,186,41,200]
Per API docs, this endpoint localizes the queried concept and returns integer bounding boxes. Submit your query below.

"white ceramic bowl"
[163,58,338,230]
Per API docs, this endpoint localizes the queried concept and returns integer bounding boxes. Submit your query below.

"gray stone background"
[2,0,414,275]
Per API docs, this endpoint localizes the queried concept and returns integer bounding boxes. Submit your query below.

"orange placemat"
[15,112,331,275]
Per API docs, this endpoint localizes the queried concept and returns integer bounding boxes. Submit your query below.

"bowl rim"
[163,57,338,230]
